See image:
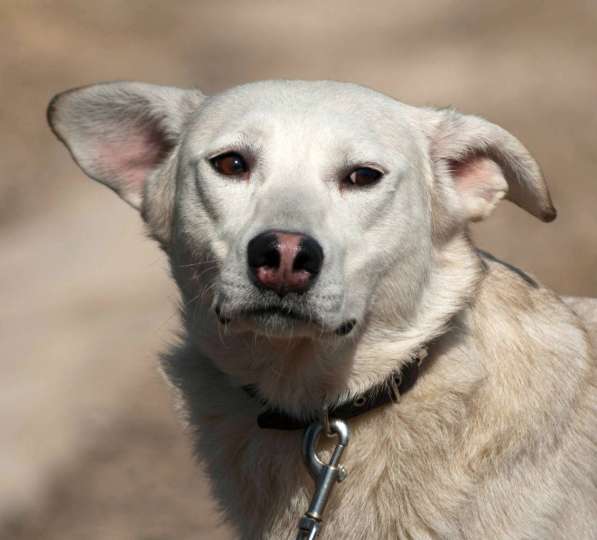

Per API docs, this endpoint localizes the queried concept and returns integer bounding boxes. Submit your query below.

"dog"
[48,80,597,539]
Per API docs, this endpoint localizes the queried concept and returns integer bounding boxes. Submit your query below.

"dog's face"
[172,82,435,339]
[48,80,555,384]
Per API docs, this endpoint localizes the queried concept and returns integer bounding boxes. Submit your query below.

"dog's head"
[48,80,555,398]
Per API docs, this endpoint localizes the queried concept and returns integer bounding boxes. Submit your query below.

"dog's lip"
[215,301,322,326]
[216,304,357,336]
[238,304,315,324]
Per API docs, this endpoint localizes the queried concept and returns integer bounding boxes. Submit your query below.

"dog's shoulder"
[476,250,595,352]
[563,296,597,350]
[466,249,595,441]
[474,249,589,357]
[476,250,581,325]
[477,249,539,288]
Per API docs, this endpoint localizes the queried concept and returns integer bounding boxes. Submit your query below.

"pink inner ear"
[447,155,509,221]
[450,156,504,200]
[94,122,172,194]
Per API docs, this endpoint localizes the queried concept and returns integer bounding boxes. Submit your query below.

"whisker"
[174,257,219,269]
[189,263,220,283]
[198,281,218,306]
[216,313,225,345]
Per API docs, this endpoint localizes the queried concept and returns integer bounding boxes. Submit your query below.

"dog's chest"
[203,403,472,540]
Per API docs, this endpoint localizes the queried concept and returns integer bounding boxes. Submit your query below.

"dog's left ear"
[427,108,556,222]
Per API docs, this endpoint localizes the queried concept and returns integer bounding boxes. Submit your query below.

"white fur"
[49,80,596,539]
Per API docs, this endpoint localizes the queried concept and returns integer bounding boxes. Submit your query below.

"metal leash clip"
[296,416,350,540]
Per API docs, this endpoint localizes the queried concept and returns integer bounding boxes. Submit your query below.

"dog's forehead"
[210,79,398,112]
[191,80,421,145]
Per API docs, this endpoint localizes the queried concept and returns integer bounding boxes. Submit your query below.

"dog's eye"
[345,167,383,187]
[210,152,249,177]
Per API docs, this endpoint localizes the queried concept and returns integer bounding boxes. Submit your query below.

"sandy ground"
[1,1,595,538]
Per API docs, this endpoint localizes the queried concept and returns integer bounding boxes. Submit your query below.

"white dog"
[48,80,597,539]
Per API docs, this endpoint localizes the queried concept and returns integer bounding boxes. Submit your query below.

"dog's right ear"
[47,81,204,211]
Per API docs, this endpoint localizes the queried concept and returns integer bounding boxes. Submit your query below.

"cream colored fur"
[48,80,596,539]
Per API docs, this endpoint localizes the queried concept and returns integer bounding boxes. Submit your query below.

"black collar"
[243,349,425,430]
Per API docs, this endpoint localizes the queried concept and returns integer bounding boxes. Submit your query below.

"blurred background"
[1,1,595,538]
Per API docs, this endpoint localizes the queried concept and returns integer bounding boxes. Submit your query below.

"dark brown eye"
[345,167,383,187]
[210,152,249,176]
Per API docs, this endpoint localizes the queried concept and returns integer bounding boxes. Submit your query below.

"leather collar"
[243,349,426,430]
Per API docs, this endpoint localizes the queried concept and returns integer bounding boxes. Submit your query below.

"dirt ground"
[1,1,595,539]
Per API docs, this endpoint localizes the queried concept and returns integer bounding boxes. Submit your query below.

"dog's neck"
[185,234,483,418]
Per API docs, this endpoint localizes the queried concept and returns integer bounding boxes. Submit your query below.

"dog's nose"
[247,230,324,296]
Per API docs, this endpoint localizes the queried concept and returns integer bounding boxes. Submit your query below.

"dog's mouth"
[240,305,314,323]
[216,303,318,327]
[215,303,356,337]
